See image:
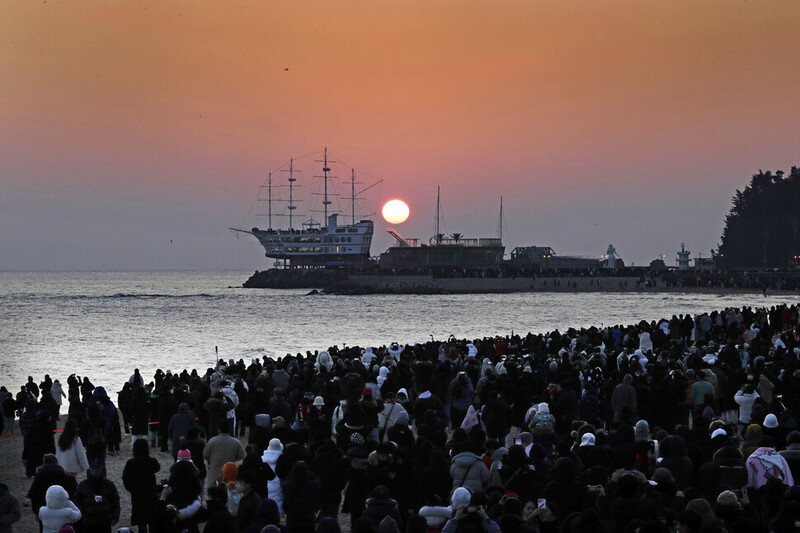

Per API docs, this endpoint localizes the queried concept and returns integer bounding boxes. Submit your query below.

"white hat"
[580,433,596,447]
[763,414,779,429]
[313,396,325,407]
[711,428,727,440]
[451,487,471,508]
[268,438,284,452]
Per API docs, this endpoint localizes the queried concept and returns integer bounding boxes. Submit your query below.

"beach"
[1,416,132,533]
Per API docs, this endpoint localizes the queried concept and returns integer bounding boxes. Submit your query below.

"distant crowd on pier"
[2,303,800,533]
[380,265,800,292]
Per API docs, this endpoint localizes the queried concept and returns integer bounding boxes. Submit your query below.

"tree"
[717,166,800,269]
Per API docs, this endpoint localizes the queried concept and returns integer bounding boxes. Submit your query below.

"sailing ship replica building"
[233,149,376,269]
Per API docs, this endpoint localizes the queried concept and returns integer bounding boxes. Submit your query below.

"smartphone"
[537,498,546,509]
[514,437,523,445]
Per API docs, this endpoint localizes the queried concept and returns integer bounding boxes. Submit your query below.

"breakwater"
[242,269,799,295]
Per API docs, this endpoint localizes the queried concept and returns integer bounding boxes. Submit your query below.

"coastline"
[244,270,800,296]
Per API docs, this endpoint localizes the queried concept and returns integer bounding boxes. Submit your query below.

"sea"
[1,270,797,393]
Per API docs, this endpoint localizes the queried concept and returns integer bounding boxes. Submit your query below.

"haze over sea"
[1,271,798,392]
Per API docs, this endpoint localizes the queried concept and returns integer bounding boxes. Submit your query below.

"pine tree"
[717,166,800,269]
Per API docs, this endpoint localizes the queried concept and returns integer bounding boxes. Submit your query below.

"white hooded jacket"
[39,485,81,533]
[261,448,284,516]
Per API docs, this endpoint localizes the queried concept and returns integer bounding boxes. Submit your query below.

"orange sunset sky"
[2,0,799,270]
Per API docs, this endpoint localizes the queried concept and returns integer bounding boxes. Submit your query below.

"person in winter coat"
[28,454,77,521]
[261,439,284,516]
[779,430,800,480]
[449,444,489,493]
[200,486,236,533]
[611,374,637,423]
[248,414,272,456]
[73,460,120,533]
[540,457,588,520]
[361,485,402,531]
[218,381,239,426]
[233,471,260,533]
[117,383,134,435]
[745,438,795,489]
[237,445,275,500]
[446,373,474,429]
[50,381,66,418]
[129,387,150,447]
[342,435,370,526]
[734,385,760,436]
[282,461,321,533]
[22,405,56,478]
[168,403,201,462]
[203,392,229,439]
[167,450,203,511]
[242,498,285,533]
[203,420,245,489]
[38,485,80,533]
[39,386,59,429]
[55,419,89,478]
[0,482,20,533]
[88,387,121,457]
[309,440,348,519]
[180,428,207,483]
[122,438,161,533]
[376,395,406,443]
[658,435,694,490]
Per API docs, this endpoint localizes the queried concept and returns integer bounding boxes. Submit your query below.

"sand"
[1,416,359,533]
[2,415,152,533]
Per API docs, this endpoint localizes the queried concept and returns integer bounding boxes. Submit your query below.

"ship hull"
[250,214,373,268]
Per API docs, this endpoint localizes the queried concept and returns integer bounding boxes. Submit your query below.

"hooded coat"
[449,451,489,493]
[29,462,77,514]
[50,382,66,407]
[243,499,285,533]
[261,447,284,516]
[611,374,637,422]
[38,485,81,533]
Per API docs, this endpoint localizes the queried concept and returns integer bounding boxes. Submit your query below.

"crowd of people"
[1,303,800,533]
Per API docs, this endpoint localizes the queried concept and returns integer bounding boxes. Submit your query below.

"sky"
[2,0,799,271]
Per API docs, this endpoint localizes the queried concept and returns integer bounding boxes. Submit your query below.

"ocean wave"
[104,293,216,299]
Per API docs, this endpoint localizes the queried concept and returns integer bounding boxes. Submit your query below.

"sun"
[382,199,410,224]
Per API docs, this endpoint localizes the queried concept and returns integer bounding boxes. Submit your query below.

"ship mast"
[351,169,356,225]
[283,158,297,230]
[268,172,273,230]
[497,196,503,243]
[435,186,441,244]
[322,147,332,224]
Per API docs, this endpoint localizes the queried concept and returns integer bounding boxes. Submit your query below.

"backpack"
[530,413,555,435]
[86,426,105,446]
